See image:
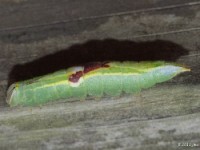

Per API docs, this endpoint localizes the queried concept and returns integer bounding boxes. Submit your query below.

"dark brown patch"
[69,62,110,83]
[69,71,83,83]
[83,62,109,74]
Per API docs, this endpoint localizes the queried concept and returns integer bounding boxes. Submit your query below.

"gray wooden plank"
[0,4,199,83]
[0,84,200,149]
[0,1,200,149]
[0,0,199,29]
[0,1,200,43]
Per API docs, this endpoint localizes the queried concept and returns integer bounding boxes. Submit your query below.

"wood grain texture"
[0,85,200,149]
[0,0,199,149]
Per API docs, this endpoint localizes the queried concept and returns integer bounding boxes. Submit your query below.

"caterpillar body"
[6,61,190,107]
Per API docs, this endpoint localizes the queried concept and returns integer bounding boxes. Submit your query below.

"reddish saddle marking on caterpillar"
[69,71,83,83]
[69,62,110,83]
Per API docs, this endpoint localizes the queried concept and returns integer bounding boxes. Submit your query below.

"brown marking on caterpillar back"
[83,62,109,73]
[69,71,83,83]
[69,62,110,83]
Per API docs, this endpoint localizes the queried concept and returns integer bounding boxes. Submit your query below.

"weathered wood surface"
[0,0,200,149]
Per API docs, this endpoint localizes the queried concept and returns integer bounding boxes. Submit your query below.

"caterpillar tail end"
[176,66,191,77]
[181,67,191,72]
[6,83,17,107]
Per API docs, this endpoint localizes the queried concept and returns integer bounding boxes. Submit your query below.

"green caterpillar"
[6,61,190,107]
